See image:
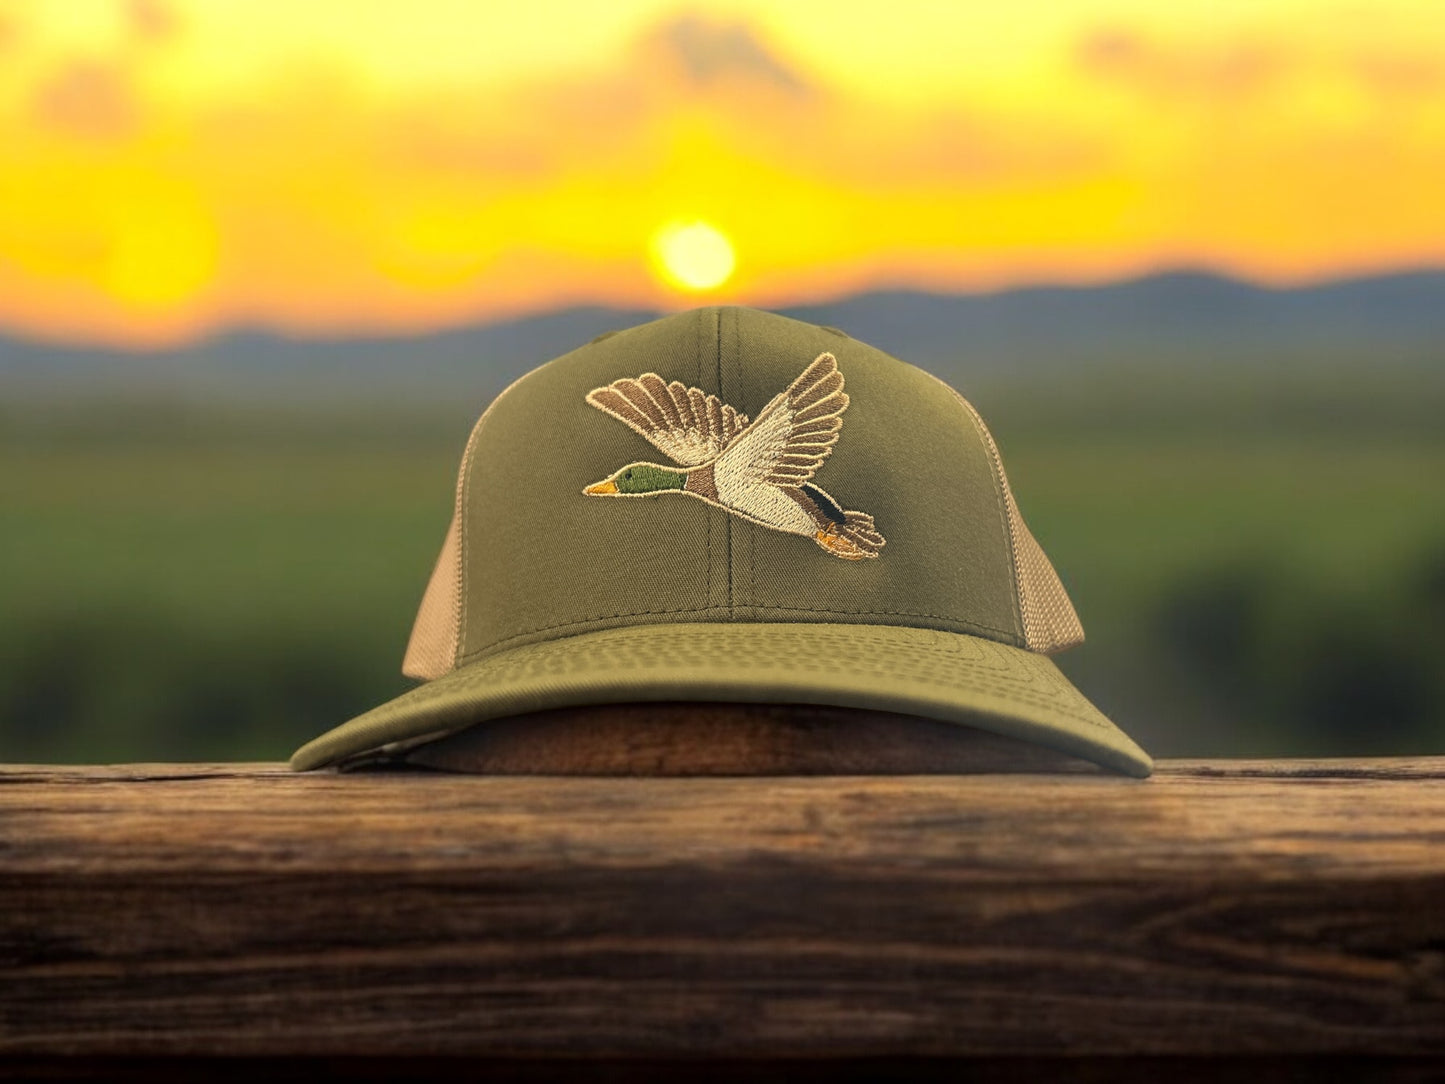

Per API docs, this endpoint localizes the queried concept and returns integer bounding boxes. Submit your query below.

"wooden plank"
[1,1055,1443,1083]
[1,758,1443,1058]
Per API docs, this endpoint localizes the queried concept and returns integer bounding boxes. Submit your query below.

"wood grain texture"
[1,758,1443,1058]
[2,1056,1443,1083]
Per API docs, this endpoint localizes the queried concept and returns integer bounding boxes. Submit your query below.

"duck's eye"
[624,470,633,479]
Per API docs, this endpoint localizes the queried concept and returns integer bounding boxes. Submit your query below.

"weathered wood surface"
[1,758,1443,1059]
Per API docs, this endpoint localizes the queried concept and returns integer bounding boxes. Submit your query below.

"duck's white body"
[713,474,816,537]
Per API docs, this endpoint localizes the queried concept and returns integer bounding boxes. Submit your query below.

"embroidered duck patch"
[583,352,885,560]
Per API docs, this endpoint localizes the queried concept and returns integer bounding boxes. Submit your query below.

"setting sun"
[650,221,737,293]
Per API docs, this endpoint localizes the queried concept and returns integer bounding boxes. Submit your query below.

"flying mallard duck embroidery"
[582,352,885,560]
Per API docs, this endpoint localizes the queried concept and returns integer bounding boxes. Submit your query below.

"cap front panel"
[456,306,1027,663]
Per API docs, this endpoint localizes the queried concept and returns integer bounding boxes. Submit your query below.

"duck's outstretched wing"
[586,374,748,467]
[714,352,848,486]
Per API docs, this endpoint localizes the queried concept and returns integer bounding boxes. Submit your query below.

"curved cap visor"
[290,623,1152,777]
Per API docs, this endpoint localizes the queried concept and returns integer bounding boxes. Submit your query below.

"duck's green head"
[584,462,686,496]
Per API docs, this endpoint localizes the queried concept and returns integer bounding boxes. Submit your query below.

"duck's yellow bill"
[584,479,618,495]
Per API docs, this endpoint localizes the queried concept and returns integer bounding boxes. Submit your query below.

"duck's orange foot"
[815,528,866,560]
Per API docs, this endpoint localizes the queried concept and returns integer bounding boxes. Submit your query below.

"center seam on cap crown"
[717,306,733,618]
[698,307,714,619]
[740,308,759,615]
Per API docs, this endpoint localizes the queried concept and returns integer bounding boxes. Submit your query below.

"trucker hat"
[290,306,1152,777]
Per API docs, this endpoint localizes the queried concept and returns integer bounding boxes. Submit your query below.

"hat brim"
[289,622,1152,777]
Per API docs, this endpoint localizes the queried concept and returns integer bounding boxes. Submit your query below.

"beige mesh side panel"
[938,379,1085,655]
[402,512,462,680]
[1011,516,1086,653]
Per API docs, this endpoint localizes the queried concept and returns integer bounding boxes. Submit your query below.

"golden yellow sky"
[1,0,1443,345]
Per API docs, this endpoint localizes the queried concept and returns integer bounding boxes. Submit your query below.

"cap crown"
[404,306,1081,680]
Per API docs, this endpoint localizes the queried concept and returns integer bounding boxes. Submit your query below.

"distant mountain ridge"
[2,269,1441,404]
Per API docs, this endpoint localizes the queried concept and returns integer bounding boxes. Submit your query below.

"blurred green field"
[3,370,1443,762]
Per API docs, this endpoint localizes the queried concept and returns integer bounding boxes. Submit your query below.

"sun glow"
[650,221,737,293]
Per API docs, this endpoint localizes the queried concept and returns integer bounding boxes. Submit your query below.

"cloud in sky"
[30,59,138,139]
[0,10,18,53]
[124,0,179,44]
[0,1,1442,346]
[651,13,812,97]
[1353,49,1444,100]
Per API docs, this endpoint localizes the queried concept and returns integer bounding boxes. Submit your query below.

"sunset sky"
[1,0,1443,346]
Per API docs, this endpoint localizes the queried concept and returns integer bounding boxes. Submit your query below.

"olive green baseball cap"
[290,305,1152,777]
